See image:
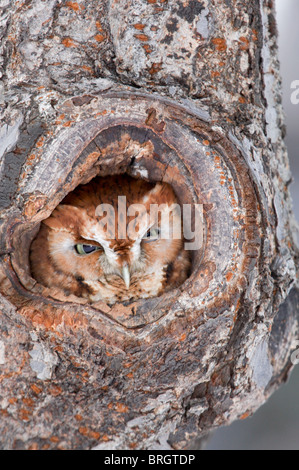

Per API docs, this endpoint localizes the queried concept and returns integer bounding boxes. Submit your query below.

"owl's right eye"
[143,227,160,242]
[75,244,101,255]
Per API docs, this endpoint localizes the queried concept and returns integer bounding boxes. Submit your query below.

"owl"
[30,175,191,305]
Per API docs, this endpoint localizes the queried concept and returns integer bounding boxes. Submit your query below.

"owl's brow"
[81,235,108,247]
[80,234,119,262]
[139,220,157,239]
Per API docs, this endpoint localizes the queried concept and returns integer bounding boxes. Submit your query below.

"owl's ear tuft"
[42,205,84,232]
[144,182,177,206]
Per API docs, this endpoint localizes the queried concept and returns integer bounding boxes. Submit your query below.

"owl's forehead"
[80,218,138,249]
[80,198,180,244]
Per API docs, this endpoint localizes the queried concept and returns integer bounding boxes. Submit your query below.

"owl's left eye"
[75,244,101,255]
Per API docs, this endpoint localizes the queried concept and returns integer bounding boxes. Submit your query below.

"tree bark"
[0,0,298,450]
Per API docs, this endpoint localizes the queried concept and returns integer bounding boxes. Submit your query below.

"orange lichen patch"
[62,37,77,48]
[89,431,101,440]
[81,65,95,75]
[65,1,85,12]
[129,442,138,449]
[226,272,234,282]
[78,427,89,436]
[76,373,88,383]
[22,397,35,408]
[35,136,45,148]
[55,114,66,125]
[8,397,18,405]
[235,298,241,311]
[96,20,104,31]
[126,372,134,378]
[239,36,250,51]
[45,130,54,137]
[79,427,100,440]
[62,120,73,128]
[212,38,227,52]
[53,341,63,351]
[203,140,210,146]
[30,384,43,395]
[24,194,48,218]
[147,0,157,3]
[123,362,133,368]
[48,385,63,397]
[252,29,258,41]
[0,371,13,384]
[143,44,153,54]
[42,17,52,27]
[107,402,129,413]
[75,414,83,421]
[102,434,110,442]
[179,333,187,342]
[69,357,83,368]
[19,305,88,331]
[87,151,101,161]
[134,33,149,42]
[94,110,108,118]
[94,33,106,42]
[211,71,220,78]
[28,442,39,450]
[240,411,250,420]
[27,153,37,165]
[7,32,17,42]
[239,96,246,104]
[134,23,145,30]
[149,62,163,75]
[19,408,31,421]
[41,443,50,450]
[115,403,129,413]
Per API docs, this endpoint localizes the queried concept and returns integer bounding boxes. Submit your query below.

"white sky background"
[276,0,299,219]
[207,0,299,450]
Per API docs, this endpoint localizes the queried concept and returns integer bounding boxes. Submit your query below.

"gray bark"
[0,0,298,450]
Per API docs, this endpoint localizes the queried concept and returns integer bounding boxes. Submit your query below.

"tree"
[0,0,298,450]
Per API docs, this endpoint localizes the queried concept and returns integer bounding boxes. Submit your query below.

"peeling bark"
[0,0,298,450]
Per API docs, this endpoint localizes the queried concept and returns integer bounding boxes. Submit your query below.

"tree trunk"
[0,0,298,450]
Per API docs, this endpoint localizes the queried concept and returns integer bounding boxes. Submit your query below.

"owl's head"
[30,176,190,304]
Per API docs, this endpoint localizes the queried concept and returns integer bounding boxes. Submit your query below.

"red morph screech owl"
[30,175,191,305]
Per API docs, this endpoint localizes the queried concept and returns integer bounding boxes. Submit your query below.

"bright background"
[206,0,299,450]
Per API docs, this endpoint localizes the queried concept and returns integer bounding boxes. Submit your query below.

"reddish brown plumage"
[30,175,191,305]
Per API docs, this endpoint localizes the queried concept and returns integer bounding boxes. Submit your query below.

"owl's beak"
[121,264,130,289]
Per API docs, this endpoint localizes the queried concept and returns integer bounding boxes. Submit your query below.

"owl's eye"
[143,227,160,242]
[75,244,101,255]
